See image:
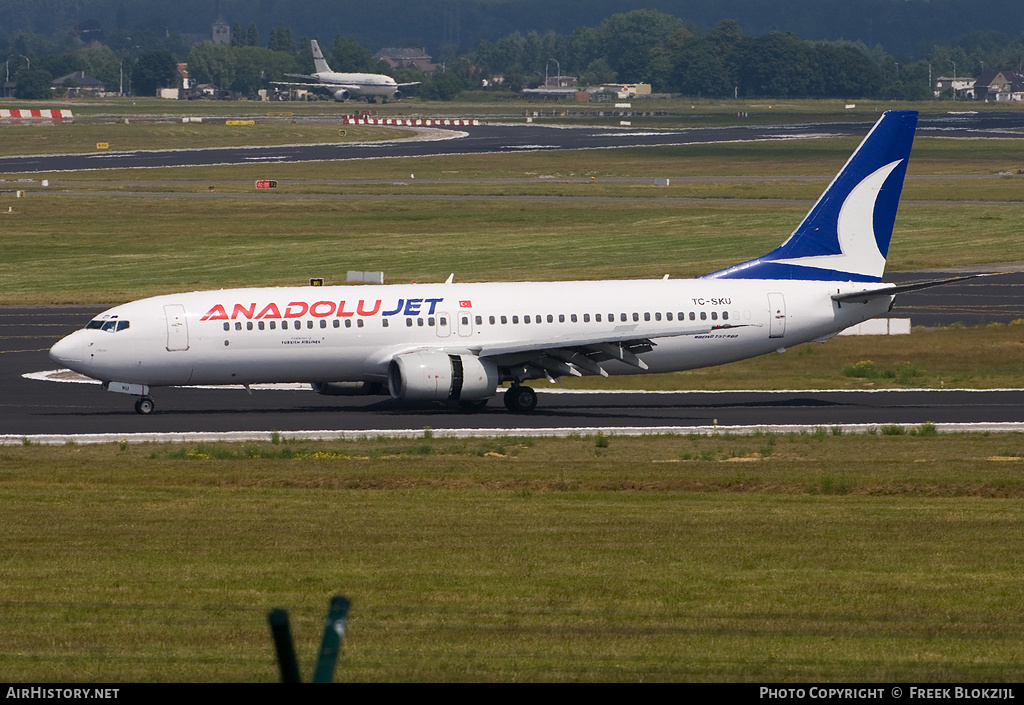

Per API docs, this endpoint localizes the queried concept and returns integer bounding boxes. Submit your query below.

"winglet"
[704,110,918,283]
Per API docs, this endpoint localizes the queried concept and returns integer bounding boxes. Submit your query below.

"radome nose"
[50,332,84,366]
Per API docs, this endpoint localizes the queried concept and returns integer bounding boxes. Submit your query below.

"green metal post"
[267,608,302,683]
[312,596,351,683]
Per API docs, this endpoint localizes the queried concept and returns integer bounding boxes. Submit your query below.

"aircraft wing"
[271,80,321,88]
[272,80,361,92]
[468,322,745,377]
[398,82,421,87]
[832,273,996,304]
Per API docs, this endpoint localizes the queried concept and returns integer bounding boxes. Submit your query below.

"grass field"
[4,433,1024,682]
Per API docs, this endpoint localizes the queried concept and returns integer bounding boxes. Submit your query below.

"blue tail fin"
[703,110,918,282]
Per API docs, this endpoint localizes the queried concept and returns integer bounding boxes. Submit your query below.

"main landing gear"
[134,396,155,415]
[503,385,537,413]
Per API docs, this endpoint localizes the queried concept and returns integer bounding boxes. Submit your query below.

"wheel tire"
[134,397,155,415]
[503,386,537,413]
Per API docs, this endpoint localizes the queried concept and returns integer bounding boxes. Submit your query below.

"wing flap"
[474,323,711,359]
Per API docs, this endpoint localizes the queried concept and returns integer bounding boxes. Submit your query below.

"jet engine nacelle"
[310,381,385,396]
[390,90,403,101]
[332,88,350,102]
[387,352,498,402]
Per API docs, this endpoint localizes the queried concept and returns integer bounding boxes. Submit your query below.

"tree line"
[4,10,1024,100]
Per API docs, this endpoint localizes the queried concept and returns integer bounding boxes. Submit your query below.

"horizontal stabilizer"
[832,273,997,304]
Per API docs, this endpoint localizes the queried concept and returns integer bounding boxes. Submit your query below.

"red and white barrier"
[343,117,479,126]
[0,109,73,119]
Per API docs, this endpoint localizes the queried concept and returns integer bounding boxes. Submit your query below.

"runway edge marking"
[5,423,1024,446]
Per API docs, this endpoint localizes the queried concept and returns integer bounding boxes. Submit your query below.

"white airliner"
[49,110,972,415]
[272,39,419,102]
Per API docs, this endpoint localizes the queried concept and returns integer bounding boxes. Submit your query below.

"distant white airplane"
[272,39,419,102]
[50,111,979,415]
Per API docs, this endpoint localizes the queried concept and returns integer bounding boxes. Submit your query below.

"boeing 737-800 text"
[50,111,965,415]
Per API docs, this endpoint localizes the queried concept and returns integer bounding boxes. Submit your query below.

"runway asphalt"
[1,112,1022,174]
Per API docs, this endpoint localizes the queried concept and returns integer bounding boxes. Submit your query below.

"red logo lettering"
[255,303,282,319]
[357,299,381,316]
[231,303,256,320]
[310,301,336,317]
[284,301,309,318]
[200,304,228,321]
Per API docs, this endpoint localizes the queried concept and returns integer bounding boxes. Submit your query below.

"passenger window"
[222,322,230,332]
[417,318,424,326]
[700,312,707,320]
[235,322,242,331]
[584,314,590,323]
[269,321,276,330]
[357,319,364,328]
[333,320,339,328]
[489,316,495,325]
[547,314,554,323]
[345,320,352,328]
[307,320,313,329]
[711,312,718,320]
[621,313,628,322]
[440,317,447,326]
[501,316,507,324]
[429,317,436,326]
[666,312,673,321]
[247,322,253,331]
[570,314,577,323]
[524,315,530,324]
[282,320,289,330]
[723,311,729,320]
[259,321,265,330]
[689,312,695,321]
[476,316,483,325]
[633,313,639,322]
[406,318,413,327]
[512,316,519,324]
[320,320,326,328]
[382,319,389,328]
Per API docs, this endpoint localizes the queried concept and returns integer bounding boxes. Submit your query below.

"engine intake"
[387,352,498,402]
[332,88,350,102]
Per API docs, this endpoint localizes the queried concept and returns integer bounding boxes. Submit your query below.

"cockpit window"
[86,318,130,332]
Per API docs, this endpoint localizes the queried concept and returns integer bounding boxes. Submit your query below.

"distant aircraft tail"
[311,39,332,74]
[703,110,918,283]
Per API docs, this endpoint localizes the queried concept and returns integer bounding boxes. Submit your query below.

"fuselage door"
[767,292,786,339]
[458,309,474,337]
[164,304,190,351]
[436,312,452,338]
